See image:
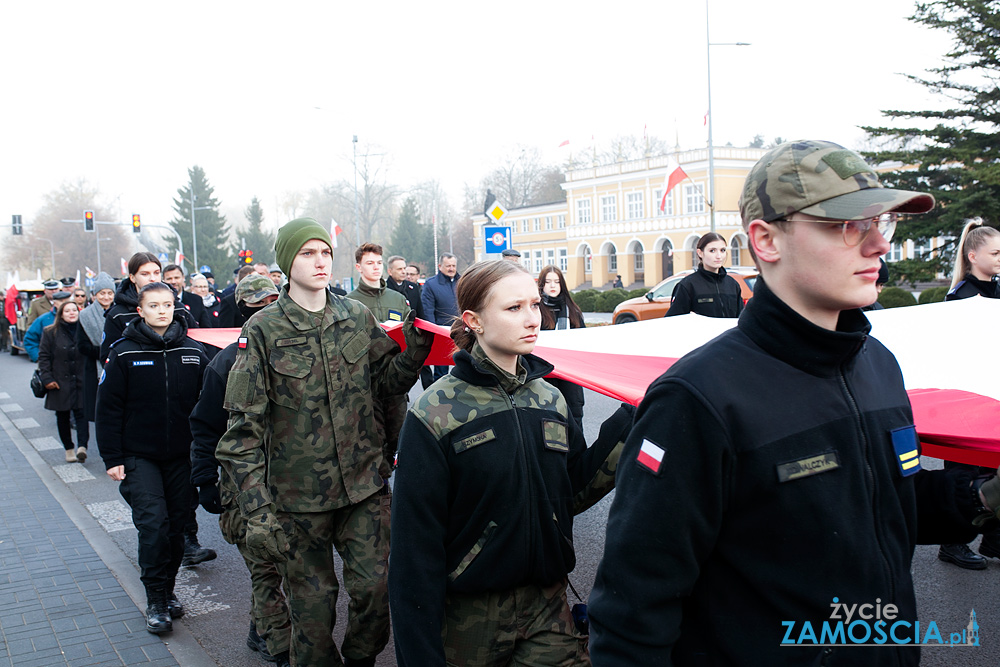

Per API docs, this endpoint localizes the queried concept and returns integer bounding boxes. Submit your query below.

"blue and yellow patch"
[890,425,921,477]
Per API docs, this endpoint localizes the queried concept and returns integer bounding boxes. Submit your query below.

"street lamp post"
[705,0,749,232]
[353,135,360,246]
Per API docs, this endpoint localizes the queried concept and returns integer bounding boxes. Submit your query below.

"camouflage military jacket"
[217,288,430,515]
[347,278,409,324]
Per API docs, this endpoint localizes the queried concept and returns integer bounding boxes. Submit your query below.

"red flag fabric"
[4,284,19,325]
[660,156,688,212]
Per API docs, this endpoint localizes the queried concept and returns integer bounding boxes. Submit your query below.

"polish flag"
[85,266,95,279]
[558,139,570,148]
[703,110,709,126]
[120,258,128,275]
[660,156,688,212]
[331,220,343,248]
[637,439,665,474]
[175,251,184,267]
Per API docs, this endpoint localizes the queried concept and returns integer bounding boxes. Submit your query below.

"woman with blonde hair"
[947,218,1000,300]
[389,260,633,667]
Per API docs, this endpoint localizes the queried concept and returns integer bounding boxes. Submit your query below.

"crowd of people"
[8,139,1000,667]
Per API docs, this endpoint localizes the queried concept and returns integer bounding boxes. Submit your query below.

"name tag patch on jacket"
[131,360,154,367]
[776,451,840,483]
[637,439,665,475]
[387,310,403,322]
[276,336,306,347]
[890,425,922,477]
[181,355,200,365]
[453,429,496,454]
[238,337,248,349]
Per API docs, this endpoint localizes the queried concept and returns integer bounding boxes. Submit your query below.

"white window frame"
[533,250,543,274]
[521,219,529,233]
[601,195,618,222]
[634,248,644,271]
[577,199,592,225]
[684,184,705,214]
[545,216,553,231]
[626,192,644,220]
[887,243,902,262]
[584,247,592,273]
[558,248,568,271]
[608,247,618,272]
[545,248,555,266]
[557,214,566,229]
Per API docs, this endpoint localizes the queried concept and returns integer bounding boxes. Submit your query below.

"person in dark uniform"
[665,232,744,318]
[589,140,1000,666]
[96,282,209,635]
[937,218,1000,569]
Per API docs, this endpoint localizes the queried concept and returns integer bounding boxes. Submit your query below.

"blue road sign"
[484,226,511,254]
[157,252,169,263]
[200,265,211,273]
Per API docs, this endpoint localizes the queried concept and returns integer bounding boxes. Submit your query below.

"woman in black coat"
[537,264,587,429]
[38,301,87,463]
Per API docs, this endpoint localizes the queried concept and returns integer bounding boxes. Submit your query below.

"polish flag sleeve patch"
[238,337,248,349]
[636,439,665,475]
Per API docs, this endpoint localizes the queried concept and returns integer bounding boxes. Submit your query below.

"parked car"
[7,280,45,355]
[612,268,758,324]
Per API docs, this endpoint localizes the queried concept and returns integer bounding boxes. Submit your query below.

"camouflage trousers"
[442,579,589,667]
[220,497,292,656]
[278,490,391,667]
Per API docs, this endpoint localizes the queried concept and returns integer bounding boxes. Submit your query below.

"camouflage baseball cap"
[739,140,934,224]
[235,273,279,306]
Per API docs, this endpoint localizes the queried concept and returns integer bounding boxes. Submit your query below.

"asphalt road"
[2,345,998,665]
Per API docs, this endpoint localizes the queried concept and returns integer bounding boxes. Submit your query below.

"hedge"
[878,287,917,309]
[918,286,949,304]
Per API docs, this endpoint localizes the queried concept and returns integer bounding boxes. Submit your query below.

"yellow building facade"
[473,146,768,290]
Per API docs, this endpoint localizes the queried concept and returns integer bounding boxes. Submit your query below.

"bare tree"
[3,179,132,280]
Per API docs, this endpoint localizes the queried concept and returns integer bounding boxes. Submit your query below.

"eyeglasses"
[784,213,897,247]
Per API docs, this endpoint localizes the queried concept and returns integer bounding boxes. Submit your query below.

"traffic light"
[239,249,253,265]
[84,210,94,232]
[132,214,141,234]
[12,214,22,236]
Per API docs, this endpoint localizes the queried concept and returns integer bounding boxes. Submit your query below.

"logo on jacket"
[132,360,154,367]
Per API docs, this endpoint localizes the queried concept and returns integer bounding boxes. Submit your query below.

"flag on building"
[660,155,688,212]
[558,139,570,148]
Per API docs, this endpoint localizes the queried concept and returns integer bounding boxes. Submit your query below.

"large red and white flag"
[120,258,128,276]
[660,155,688,212]
[331,220,343,248]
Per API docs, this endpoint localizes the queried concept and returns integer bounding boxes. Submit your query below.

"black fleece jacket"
[189,342,238,487]
[389,346,633,666]
[95,318,208,470]
[589,278,984,667]
[99,280,196,364]
[665,266,744,318]
[946,273,1000,301]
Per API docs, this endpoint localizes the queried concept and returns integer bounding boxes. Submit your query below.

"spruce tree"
[387,197,434,270]
[166,166,231,276]
[238,197,276,265]
[862,0,1000,283]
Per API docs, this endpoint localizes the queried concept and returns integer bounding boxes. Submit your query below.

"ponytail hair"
[450,260,531,354]
[950,218,1000,289]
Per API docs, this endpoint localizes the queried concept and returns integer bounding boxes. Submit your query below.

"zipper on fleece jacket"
[838,359,895,604]
[502,386,533,580]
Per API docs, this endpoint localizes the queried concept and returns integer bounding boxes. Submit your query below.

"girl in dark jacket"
[389,260,633,667]
[665,232,744,318]
[938,219,1000,569]
[99,253,196,364]
[946,218,1000,301]
[38,301,87,463]
[96,282,209,635]
[537,264,587,429]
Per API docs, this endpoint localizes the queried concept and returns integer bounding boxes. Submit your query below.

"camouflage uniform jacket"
[217,288,430,516]
[347,278,410,323]
[388,344,632,664]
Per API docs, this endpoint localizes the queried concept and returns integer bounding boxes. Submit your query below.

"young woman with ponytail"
[389,260,633,667]
[946,218,1000,300]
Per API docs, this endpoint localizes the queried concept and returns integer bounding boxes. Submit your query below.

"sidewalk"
[0,409,210,666]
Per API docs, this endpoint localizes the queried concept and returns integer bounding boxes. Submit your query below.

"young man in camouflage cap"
[589,140,1000,665]
[217,218,433,667]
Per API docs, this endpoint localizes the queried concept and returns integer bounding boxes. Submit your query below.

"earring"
[464,326,470,332]
[475,328,484,334]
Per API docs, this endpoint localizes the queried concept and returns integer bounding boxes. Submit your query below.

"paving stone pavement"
[0,411,200,666]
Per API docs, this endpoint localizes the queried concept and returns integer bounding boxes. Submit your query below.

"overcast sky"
[1,1,954,242]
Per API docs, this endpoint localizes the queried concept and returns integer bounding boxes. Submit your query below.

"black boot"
[246,621,276,661]
[272,651,291,667]
[181,532,217,567]
[167,591,184,619]
[939,543,987,570]
[145,588,173,634]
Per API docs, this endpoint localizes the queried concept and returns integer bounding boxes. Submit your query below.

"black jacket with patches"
[189,342,238,487]
[946,273,1000,301]
[99,280,196,364]
[589,278,984,667]
[96,317,208,470]
[389,346,632,666]
[665,266,744,318]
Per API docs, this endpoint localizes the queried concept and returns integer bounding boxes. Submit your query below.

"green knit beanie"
[275,218,332,277]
